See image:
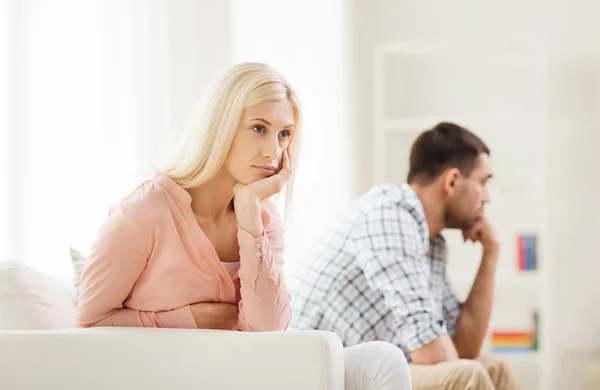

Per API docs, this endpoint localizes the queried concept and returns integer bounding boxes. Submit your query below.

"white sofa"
[0,261,345,390]
[0,328,344,390]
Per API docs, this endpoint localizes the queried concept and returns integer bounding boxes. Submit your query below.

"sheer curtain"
[0,0,230,278]
[0,0,14,265]
[0,0,159,278]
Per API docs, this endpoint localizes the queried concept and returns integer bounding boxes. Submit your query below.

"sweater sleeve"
[236,201,292,331]
[75,202,197,329]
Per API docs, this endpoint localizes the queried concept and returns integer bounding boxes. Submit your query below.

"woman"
[75,62,411,390]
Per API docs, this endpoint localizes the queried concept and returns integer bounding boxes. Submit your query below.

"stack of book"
[490,330,534,354]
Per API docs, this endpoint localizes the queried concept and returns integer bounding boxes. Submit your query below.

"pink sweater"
[75,173,292,332]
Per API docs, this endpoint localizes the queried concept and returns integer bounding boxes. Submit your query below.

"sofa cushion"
[0,261,76,330]
[70,247,88,299]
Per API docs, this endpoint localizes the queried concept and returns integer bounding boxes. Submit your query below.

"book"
[517,233,538,271]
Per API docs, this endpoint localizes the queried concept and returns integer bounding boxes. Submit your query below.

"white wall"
[230,0,358,271]
[151,0,232,166]
[544,1,600,388]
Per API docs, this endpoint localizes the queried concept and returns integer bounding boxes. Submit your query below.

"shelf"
[449,273,542,309]
[501,351,541,390]
[383,116,540,131]
[449,273,541,287]
[374,39,543,56]
[500,351,541,365]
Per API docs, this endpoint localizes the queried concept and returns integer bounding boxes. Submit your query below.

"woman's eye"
[279,130,291,138]
[252,125,265,133]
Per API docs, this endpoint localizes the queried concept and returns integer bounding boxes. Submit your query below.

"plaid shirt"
[288,184,463,360]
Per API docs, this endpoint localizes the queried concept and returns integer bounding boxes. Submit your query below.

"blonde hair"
[159,62,302,216]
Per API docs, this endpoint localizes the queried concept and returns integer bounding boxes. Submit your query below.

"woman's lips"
[253,165,277,175]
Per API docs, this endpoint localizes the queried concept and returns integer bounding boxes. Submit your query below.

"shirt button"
[255,252,261,257]
[256,243,261,249]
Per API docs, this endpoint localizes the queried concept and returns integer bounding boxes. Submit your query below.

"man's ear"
[442,168,461,196]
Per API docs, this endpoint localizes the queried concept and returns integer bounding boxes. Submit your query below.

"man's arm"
[357,206,456,365]
[452,219,500,359]
[452,246,498,358]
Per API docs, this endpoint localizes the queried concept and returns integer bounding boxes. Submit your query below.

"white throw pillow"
[0,261,77,330]
[70,247,88,299]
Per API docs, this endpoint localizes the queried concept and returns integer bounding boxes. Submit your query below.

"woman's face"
[224,99,295,185]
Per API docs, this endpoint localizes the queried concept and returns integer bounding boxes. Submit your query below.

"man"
[289,122,519,389]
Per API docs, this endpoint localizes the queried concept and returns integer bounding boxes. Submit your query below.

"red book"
[517,235,525,270]
[492,331,532,338]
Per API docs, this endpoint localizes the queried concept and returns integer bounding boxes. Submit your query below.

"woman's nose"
[262,134,280,159]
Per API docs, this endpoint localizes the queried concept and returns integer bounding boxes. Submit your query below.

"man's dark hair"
[407,122,490,185]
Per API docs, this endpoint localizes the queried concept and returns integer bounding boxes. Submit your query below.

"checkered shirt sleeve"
[429,236,463,337]
[354,205,447,352]
[442,276,463,336]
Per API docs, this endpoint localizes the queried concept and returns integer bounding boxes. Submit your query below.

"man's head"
[407,122,493,231]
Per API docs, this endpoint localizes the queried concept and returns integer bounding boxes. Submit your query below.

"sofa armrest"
[0,327,345,390]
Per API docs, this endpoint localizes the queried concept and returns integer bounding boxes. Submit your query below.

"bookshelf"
[372,39,547,388]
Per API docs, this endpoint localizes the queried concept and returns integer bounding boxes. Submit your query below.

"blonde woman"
[75,62,411,390]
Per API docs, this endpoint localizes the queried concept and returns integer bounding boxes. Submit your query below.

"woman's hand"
[234,147,292,202]
[189,302,239,330]
[233,147,292,236]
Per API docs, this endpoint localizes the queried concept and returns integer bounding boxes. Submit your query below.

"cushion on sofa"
[70,247,88,299]
[0,261,76,330]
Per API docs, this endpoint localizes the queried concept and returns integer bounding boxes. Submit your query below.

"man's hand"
[189,302,239,330]
[410,334,459,364]
[462,217,499,255]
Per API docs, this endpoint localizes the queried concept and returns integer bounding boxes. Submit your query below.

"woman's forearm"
[78,305,197,328]
[235,226,291,331]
